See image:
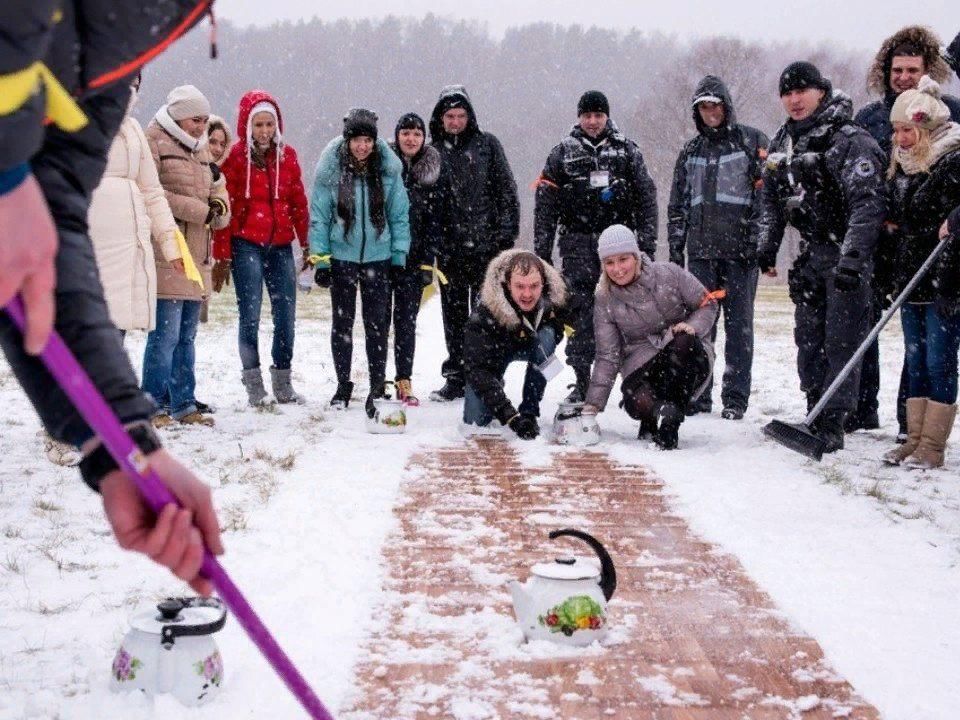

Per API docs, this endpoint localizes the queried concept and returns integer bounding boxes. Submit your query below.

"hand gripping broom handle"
[805,233,955,425]
[4,297,334,720]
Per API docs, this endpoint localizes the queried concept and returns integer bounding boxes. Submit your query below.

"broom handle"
[4,297,334,720]
[804,233,955,425]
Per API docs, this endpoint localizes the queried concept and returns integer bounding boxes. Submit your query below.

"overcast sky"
[218,0,958,52]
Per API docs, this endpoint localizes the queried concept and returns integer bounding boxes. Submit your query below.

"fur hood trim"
[480,249,568,329]
[868,25,951,96]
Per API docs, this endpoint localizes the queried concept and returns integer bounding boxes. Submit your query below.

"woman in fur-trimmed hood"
[462,249,571,439]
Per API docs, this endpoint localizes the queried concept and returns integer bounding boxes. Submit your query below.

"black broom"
[764,232,956,461]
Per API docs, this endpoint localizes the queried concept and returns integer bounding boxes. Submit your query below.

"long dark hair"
[337,141,386,236]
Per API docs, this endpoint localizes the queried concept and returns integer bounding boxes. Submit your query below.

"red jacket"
[213,90,309,260]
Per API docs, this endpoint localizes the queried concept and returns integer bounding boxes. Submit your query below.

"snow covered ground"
[0,284,957,719]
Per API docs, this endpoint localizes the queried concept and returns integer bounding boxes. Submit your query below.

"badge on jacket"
[854,160,876,178]
[590,170,611,188]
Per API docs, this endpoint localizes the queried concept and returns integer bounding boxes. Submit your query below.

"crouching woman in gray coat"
[581,225,720,449]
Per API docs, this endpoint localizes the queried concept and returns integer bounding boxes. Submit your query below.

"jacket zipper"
[359,177,367,263]
[267,158,275,246]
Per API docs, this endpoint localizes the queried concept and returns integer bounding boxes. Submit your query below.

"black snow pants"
[330,259,391,387]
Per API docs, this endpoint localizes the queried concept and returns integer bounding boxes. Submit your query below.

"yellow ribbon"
[0,62,87,133]
[420,264,448,286]
[174,229,204,289]
[307,253,332,268]
[563,324,576,338]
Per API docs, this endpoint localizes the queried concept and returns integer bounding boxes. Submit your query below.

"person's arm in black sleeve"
[630,146,658,256]
[463,318,517,424]
[742,128,770,264]
[534,145,564,263]
[667,146,689,266]
[834,133,887,281]
[488,135,520,251]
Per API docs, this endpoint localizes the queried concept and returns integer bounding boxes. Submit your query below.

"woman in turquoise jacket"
[309,108,411,414]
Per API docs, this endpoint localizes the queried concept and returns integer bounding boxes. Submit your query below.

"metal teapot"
[110,597,227,706]
[551,401,601,446]
[508,529,616,646]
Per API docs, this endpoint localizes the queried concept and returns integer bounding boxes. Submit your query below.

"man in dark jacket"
[853,25,960,435]
[0,1,223,595]
[534,91,658,402]
[428,85,520,402]
[757,62,886,453]
[668,76,769,419]
[463,250,569,440]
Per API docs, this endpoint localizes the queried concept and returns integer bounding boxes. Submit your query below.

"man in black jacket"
[463,250,569,440]
[0,1,223,595]
[668,76,768,419]
[534,91,657,402]
[756,62,886,453]
[428,85,520,402]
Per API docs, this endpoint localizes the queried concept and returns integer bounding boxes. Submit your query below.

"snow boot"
[396,378,420,406]
[817,409,847,454]
[653,402,684,450]
[685,396,712,416]
[883,397,927,465]
[721,406,745,420]
[637,413,658,440]
[844,409,880,432]
[270,366,305,405]
[904,400,957,470]
[564,366,591,404]
[151,412,175,429]
[329,381,354,410]
[241,368,272,407]
[42,434,81,467]
[430,377,465,402]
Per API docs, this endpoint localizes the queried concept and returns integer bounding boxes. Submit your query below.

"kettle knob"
[157,598,185,621]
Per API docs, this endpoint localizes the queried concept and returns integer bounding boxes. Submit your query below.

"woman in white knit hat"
[882,75,960,469]
[581,224,721,449]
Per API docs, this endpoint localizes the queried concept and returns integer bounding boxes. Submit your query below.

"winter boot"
[395,378,420,406]
[904,401,957,470]
[42,434,81,467]
[844,409,880,432]
[429,377,465,402]
[178,410,215,427]
[270,366,305,405]
[365,381,387,419]
[685,396,712,416]
[151,412,175,429]
[329,381,354,410]
[653,402,684,450]
[883,397,927,465]
[241,368,272,407]
[721,406,745,420]
[564,366,591,403]
[816,409,847,454]
[194,400,216,414]
[637,413,658,440]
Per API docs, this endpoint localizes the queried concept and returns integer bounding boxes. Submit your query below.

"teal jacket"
[308,136,411,266]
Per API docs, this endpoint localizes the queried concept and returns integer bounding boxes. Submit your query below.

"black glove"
[210,162,222,183]
[833,257,862,292]
[507,413,539,440]
[314,266,331,288]
[206,197,227,224]
[389,264,406,283]
[935,294,960,319]
[757,246,778,273]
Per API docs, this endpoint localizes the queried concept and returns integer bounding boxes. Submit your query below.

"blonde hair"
[888,125,932,178]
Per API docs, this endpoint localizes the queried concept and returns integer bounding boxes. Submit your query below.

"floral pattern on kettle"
[112,647,143,682]
[195,650,224,686]
[537,595,605,636]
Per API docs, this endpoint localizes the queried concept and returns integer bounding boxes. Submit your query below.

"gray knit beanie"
[597,224,640,260]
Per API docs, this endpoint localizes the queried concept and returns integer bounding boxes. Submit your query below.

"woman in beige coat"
[143,85,230,426]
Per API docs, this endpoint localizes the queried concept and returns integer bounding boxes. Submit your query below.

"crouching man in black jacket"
[462,250,570,440]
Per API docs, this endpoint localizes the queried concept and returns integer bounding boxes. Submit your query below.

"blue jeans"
[142,299,201,419]
[463,326,558,426]
[901,303,960,404]
[231,238,296,371]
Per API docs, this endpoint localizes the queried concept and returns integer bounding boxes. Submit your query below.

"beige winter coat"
[145,117,231,301]
[87,117,179,331]
[586,254,719,410]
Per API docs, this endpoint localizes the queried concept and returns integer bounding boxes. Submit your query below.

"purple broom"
[5,296,334,719]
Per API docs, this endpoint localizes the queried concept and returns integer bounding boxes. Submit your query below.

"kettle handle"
[160,597,228,647]
[549,528,617,601]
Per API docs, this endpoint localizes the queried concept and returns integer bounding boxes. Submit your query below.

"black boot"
[429,377,465,402]
[844,410,880,432]
[654,402,684,450]
[329,381,354,410]
[564,366,591,403]
[817,409,847,453]
[365,381,387,419]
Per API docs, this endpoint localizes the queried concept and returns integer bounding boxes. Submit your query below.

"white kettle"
[509,529,616,646]
[551,401,601,446]
[110,597,227,706]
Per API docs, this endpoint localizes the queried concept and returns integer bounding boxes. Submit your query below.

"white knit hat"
[890,75,951,130]
[597,224,640,260]
[164,85,211,121]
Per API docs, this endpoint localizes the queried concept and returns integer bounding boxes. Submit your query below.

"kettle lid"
[130,597,227,638]
[531,556,600,581]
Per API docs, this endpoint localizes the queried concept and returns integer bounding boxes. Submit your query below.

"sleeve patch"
[854,160,876,178]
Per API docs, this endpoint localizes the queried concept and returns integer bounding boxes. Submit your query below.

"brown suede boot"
[904,400,957,470]
[883,397,927,465]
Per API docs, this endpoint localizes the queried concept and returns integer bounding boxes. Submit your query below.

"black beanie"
[577,90,610,116]
[343,108,379,140]
[779,62,832,96]
[395,112,426,135]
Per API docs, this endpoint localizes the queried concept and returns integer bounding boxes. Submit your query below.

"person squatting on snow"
[310,109,412,416]
[580,225,719,450]
[144,85,231,427]
[428,85,520,402]
[667,76,769,420]
[534,90,658,405]
[854,25,960,437]
[462,250,571,440]
[0,0,224,596]
[881,76,960,470]
[387,112,448,406]
[214,90,310,407]
[756,62,886,454]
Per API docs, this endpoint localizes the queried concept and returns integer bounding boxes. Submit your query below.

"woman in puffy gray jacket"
[582,225,720,449]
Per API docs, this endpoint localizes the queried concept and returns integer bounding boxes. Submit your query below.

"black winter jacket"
[390,142,447,269]
[756,92,886,273]
[855,93,960,157]
[429,86,520,262]
[464,251,570,424]
[534,120,657,261]
[668,76,769,264]
[888,147,960,304]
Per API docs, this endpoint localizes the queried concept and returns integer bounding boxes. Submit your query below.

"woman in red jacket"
[213,90,309,406]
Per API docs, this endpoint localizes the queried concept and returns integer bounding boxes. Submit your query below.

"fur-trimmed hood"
[868,26,952,96]
[389,142,441,188]
[479,249,568,329]
[315,136,404,187]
